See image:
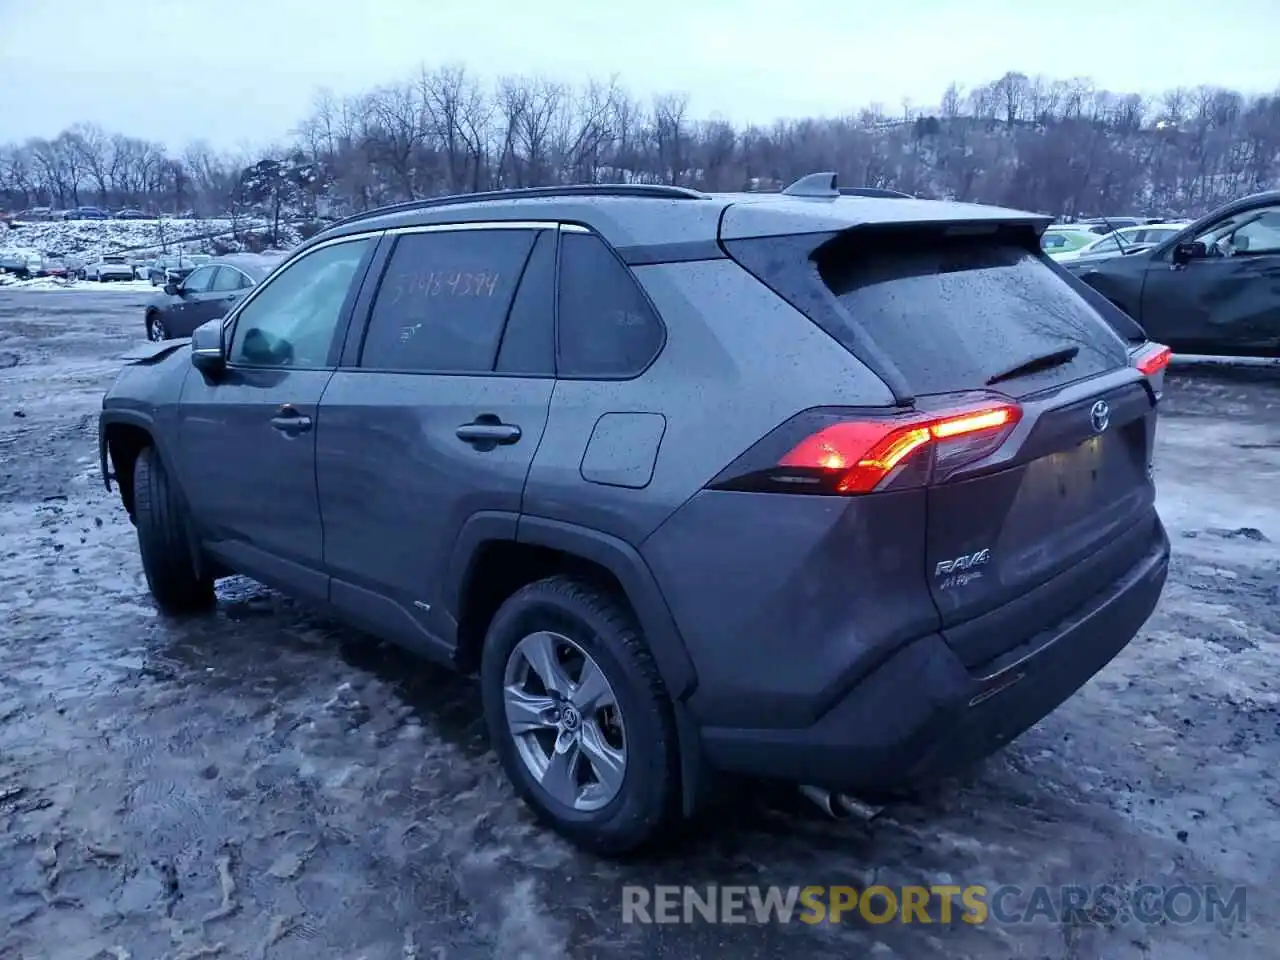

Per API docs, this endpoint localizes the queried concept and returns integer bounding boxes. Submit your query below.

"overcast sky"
[1,0,1276,151]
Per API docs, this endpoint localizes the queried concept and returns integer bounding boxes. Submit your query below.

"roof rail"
[781,172,840,198]
[332,183,706,229]
[840,186,912,199]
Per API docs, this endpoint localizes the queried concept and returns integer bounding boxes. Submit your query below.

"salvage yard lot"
[0,289,1277,960]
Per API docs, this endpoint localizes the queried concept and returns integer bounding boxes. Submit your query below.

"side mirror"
[1171,240,1207,265]
[164,280,181,296]
[190,319,226,376]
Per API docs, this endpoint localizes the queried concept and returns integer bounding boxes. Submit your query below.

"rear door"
[725,223,1158,668]
[316,223,556,658]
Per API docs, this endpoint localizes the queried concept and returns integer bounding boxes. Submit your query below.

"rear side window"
[729,231,1127,397]
[361,229,536,372]
[557,232,664,378]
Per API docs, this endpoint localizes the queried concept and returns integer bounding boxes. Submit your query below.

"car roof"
[210,252,286,279]
[309,176,1051,256]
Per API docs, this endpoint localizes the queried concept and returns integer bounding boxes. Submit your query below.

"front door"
[167,264,218,337]
[176,236,379,601]
[316,225,557,657]
[1141,201,1280,353]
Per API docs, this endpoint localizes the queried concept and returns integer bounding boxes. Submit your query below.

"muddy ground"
[0,288,1276,960]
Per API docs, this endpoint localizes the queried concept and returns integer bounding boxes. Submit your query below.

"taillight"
[708,400,1022,496]
[1132,342,1171,376]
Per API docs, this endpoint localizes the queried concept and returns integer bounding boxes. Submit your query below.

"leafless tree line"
[2,67,1278,220]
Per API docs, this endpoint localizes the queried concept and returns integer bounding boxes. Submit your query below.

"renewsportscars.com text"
[622,884,1246,926]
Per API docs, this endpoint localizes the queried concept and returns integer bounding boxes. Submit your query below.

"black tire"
[132,446,214,613]
[480,575,681,855]
[145,312,165,342]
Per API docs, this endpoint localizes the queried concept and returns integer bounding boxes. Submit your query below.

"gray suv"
[100,176,1172,854]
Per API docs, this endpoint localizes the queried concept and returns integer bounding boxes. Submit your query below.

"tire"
[132,446,214,613]
[481,575,681,855]
[146,312,165,342]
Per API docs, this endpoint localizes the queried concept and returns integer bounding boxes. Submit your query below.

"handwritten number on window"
[385,270,499,306]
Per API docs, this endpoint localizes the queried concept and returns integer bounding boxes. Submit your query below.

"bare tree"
[3,66,1277,225]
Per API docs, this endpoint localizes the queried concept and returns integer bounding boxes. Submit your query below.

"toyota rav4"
[100,175,1172,854]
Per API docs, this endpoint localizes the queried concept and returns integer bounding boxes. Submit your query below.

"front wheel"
[481,576,681,855]
[146,313,166,341]
[132,446,214,613]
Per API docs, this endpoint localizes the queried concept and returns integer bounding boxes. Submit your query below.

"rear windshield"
[728,230,1128,397]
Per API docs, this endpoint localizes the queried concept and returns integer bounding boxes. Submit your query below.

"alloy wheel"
[503,630,627,812]
[148,318,165,342]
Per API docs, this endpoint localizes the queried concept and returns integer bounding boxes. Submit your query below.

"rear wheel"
[132,446,213,613]
[480,576,681,855]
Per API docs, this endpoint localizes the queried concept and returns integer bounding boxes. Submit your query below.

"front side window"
[182,266,216,293]
[1196,204,1280,256]
[227,238,371,368]
[360,228,536,372]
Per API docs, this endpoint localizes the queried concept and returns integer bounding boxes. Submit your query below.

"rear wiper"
[986,345,1080,386]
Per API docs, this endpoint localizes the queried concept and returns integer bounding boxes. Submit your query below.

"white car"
[1055,223,1186,263]
[83,255,136,282]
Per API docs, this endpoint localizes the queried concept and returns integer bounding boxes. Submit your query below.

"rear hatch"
[723,214,1160,668]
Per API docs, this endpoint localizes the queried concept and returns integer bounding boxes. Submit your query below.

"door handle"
[270,405,312,434]
[456,419,521,446]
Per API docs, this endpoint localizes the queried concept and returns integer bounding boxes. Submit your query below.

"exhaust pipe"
[799,785,883,822]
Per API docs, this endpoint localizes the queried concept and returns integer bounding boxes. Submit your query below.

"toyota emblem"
[1090,399,1110,433]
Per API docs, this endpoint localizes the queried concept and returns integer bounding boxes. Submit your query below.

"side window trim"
[552,223,668,382]
[223,232,382,372]
[341,221,559,375]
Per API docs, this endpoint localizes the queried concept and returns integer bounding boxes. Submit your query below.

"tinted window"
[557,232,663,377]
[727,231,1127,398]
[496,230,555,376]
[228,238,370,369]
[182,266,216,293]
[816,235,1125,394]
[360,229,535,372]
[210,266,246,292]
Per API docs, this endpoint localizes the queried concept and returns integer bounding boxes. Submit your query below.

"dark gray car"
[1064,190,1280,356]
[99,176,1171,854]
[143,253,285,341]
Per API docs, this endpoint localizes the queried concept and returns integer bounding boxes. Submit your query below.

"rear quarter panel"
[521,258,896,545]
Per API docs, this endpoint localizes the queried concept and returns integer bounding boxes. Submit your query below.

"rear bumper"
[698,519,1169,792]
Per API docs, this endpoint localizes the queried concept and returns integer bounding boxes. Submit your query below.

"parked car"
[143,253,285,341]
[114,208,150,220]
[0,251,35,277]
[1054,223,1186,264]
[42,258,71,279]
[63,206,111,221]
[147,255,207,285]
[1065,191,1280,356]
[84,255,137,282]
[1041,227,1096,257]
[100,177,1171,854]
[1074,216,1145,235]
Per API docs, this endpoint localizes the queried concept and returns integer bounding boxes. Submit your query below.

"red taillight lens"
[1133,343,1171,376]
[772,402,1021,495]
